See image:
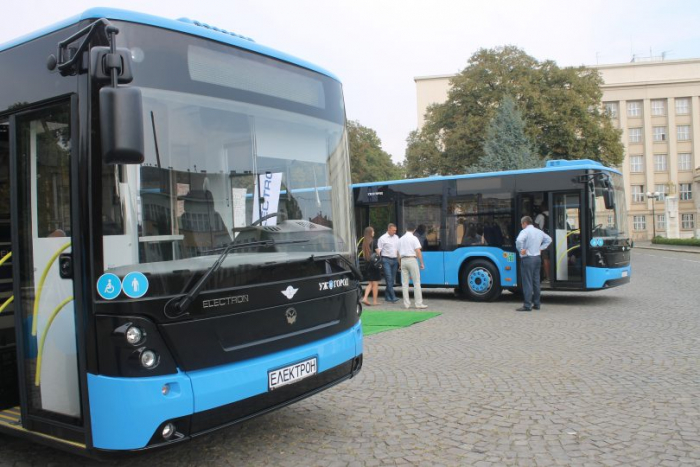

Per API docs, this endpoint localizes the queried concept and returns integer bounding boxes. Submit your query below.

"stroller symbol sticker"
[97,273,121,300]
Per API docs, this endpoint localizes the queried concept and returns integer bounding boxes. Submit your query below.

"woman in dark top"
[360,226,381,305]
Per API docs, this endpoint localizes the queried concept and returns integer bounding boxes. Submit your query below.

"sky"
[2,1,700,163]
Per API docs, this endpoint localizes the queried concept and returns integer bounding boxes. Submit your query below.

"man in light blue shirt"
[515,216,552,311]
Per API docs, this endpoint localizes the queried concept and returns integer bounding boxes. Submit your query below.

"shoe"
[362,300,371,306]
[533,305,540,310]
[516,307,531,312]
[415,304,428,309]
[390,298,400,303]
[404,304,411,309]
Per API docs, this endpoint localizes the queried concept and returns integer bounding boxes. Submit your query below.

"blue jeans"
[382,257,399,301]
[521,255,541,309]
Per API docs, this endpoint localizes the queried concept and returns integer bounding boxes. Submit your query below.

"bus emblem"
[285,308,297,325]
[281,285,298,299]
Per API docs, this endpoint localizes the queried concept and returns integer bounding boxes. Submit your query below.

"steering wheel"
[251,212,284,226]
[593,223,603,232]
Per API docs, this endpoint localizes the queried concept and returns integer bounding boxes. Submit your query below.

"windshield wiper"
[164,239,308,318]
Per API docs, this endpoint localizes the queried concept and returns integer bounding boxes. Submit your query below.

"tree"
[348,120,403,183]
[406,46,623,177]
[473,95,541,172]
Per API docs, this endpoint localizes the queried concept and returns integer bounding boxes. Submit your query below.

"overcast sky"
[2,1,699,162]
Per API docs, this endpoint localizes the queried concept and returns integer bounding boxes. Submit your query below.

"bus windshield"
[100,33,352,297]
[590,172,627,239]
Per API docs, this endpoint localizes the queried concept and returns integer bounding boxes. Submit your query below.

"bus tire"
[460,259,501,302]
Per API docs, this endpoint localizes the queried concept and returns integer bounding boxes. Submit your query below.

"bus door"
[8,102,84,443]
[550,192,584,287]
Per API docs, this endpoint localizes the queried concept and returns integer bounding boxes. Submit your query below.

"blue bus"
[0,8,362,455]
[353,160,631,301]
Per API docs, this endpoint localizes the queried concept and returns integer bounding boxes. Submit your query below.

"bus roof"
[352,159,622,188]
[0,7,340,81]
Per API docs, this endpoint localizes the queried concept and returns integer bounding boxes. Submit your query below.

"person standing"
[515,216,552,312]
[398,223,427,309]
[360,226,381,306]
[377,223,400,303]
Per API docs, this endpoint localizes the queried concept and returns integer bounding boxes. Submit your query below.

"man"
[515,216,552,312]
[376,223,400,303]
[398,223,427,309]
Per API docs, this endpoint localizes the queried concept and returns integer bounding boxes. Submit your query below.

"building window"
[653,126,667,142]
[678,153,692,171]
[631,185,645,203]
[679,183,692,201]
[651,99,666,116]
[676,98,690,115]
[677,125,691,141]
[653,154,667,172]
[630,155,644,173]
[654,184,668,201]
[627,101,642,117]
[629,128,642,143]
[633,215,646,231]
[605,102,618,118]
[656,214,666,231]
[681,213,695,230]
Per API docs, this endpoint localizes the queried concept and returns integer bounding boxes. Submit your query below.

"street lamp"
[646,191,660,239]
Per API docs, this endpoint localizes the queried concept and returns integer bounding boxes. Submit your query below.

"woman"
[360,226,381,306]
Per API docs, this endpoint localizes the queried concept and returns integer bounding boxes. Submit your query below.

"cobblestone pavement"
[2,249,700,466]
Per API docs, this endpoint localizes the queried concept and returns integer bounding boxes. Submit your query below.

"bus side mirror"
[100,86,145,164]
[604,187,615,210]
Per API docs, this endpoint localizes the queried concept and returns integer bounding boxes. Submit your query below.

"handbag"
[369,252,383,271]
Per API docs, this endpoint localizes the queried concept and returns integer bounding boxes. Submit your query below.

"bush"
[651,236,700,247]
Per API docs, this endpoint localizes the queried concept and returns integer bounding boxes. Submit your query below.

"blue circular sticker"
[97,273,121,300]
[123,272,149,299]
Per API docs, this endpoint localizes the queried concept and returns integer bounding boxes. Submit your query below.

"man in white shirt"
[515,216,552,312]
[377,223,400,303]
[398,223,427,309]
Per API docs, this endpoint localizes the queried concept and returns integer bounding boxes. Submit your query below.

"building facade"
[414,59,700,240]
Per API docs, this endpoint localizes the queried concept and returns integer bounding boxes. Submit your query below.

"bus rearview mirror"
[100,86,145,164]
[604,187,615,210]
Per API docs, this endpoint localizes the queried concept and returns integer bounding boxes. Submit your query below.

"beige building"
[414,59,700,240]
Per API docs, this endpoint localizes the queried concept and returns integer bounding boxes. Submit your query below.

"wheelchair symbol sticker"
[123,272,149,299]
[97,273,121,300]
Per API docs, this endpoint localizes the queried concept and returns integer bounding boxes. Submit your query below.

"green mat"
[361,310,441,336]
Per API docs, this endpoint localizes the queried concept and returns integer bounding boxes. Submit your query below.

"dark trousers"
[521,255,542,309]
[382,257,399,301]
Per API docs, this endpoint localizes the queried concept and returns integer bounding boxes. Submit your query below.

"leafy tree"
[474,95,541,172]
[406,46,623,177]
[348,120,403,183]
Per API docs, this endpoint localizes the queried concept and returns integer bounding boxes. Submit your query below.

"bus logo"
[285,307,297,325]
[281,285,299,299]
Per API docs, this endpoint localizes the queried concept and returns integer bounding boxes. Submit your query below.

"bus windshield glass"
[100,28,352,297]
[590,172,627,239]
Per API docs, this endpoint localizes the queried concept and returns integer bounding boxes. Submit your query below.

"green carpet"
[361,310,441,336]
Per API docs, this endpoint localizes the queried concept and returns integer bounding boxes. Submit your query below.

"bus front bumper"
[87,322,363,451]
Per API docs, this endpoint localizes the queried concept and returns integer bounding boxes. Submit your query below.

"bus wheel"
[460,260,501,302]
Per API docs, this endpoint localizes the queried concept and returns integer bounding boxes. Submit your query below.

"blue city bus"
[353,160,631,301]
[0,8,363,455]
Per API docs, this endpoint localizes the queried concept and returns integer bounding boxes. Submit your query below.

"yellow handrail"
[32,242,71,336]
[35,296,74,386]
[0,296,13,314]
[556,230,581,267]
[0,251,11,267]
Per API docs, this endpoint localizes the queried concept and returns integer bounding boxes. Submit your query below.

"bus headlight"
[162,422,176,440]
[140,349,160,369]
[125,326,144,345]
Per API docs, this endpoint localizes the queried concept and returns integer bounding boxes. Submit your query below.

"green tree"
[406,46,623,177]
[474,95,541,172]
[348,120,403,183]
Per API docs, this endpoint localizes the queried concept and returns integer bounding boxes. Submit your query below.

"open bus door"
[1,102,86,449]
[550,192,584,288]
